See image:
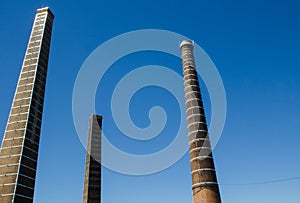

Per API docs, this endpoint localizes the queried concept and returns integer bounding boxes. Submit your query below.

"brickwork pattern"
[0,7,54,203]
[180,40,221,203]
[83,115,102,203]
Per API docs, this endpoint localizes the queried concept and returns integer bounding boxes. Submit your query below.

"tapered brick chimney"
[82,115,102,203]
[180,40,221,203]
[0,7,54,203]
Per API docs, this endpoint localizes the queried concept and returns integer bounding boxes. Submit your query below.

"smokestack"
[180,40,221,203]
[82,115,102,203]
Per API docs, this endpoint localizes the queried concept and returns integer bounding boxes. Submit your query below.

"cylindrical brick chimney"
[180,40,221,203]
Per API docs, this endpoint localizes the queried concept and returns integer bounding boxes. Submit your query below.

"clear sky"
[0,0,300,203]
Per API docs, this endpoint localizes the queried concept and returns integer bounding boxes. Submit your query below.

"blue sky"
[0,0,300,202]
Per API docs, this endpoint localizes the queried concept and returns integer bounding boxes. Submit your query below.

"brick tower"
[82,115,102,203]
[180,40,221,203]
[0,7,54,203]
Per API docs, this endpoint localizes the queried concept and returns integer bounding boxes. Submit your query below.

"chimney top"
[180,40,194,49]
